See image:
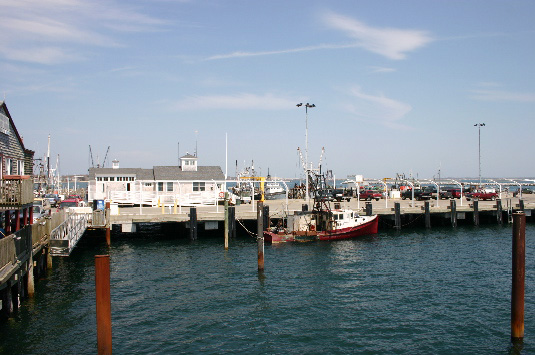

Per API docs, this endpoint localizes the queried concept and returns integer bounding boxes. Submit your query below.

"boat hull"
[264,215,379,243]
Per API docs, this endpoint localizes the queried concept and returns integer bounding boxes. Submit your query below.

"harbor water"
[0,224,533,354]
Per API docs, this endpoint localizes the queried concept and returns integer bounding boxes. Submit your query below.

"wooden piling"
[263,205,270,232]
[257,201,264,272]
[511,212,525,342]
[224,193,229,250]
[496,199,503,224]
[27,257,35,297]
[450,199,457,227]
[365,202,372,216]
[473,200,479,226]
[95,255,112,355]
[424,201,431,229]
[519,199,525,212]
[394,203,401,230]
[105,228,111,247]
[190,207,197,240]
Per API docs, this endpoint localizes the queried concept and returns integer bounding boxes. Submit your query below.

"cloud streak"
[470,89,535,102]
[323,12,434,60]
[171,93,296,110]
[345,86,412,129]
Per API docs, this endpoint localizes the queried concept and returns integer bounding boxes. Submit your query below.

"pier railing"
[0,177,34,208]
[50,211,89,256]
[0,227,32,282]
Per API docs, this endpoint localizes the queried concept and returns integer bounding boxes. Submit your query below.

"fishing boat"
[264,164,378,243]
[264,209,378,243]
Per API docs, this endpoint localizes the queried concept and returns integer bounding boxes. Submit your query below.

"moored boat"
[264,209,378,243]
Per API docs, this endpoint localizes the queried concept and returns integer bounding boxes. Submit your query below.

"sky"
[1,0,534,180]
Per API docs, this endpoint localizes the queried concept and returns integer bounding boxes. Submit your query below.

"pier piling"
[497,199,503,224]
[473,200,479,226]
[394,203,401,230]
[189,207,197,240]
[229,206,236,238]
[450,200,457,227]
[365,202,372,216]
[424,201,431,229]
[257,201,264,272]
[224,193,229,250]
[95,255,112,355]
[511,212,525,343]
[519,199,525,212]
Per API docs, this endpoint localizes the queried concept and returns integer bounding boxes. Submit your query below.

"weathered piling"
[105,202,111,246]
[424,201,431,229]
[302,204,308,212]
[224,193,229,250]
[497,199,503,224]
[394,203,401,230]
[450,200,457,227]
[105,228,111,247]
[519,199,525,212]
[95,255,112,355]
[365,202,372,216]
[473,200,479,226]
[189,207,197,240]
[257,201,264,272]
[263,205,270,232]
[511,212,525,342]
[27,256,35,297]
[229,206,236,238]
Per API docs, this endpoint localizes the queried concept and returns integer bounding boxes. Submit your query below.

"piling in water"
[95,255,112,355]
[450,200,457,228]
[496,199,503,224]
[511,212,525,342]
[424,201,431,229]
[473,200,479,226]
[224,193,229,250]
[394,203,401,230]
[257,201,264,272]
[365,202,372,216]
[190,207,197,240]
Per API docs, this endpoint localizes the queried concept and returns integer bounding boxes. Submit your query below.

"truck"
[465,191,498,201]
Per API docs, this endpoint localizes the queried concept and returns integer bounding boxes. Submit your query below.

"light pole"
[474,123,485,186]
[297,102,315,204]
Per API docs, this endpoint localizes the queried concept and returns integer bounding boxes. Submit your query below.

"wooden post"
[257,201,264,272]
[189,207,197,240]
[424,201,431,229]
[47,245,53,269]
[27,257,35,297]
[450,199,457,228]
[473,199,479,226]
[229,206,236,238]
[95,255,112,355]
[15,208,20,232]
[496,199,503,224]
[365,202,372,216]
[394,202,401,230]
[105,228,111,247]
[29,206,33,226]
[511,212,525,342]
[224,193,229,250]
[263,205,270,232]
[519,199,525,212]
[4,211,10,234]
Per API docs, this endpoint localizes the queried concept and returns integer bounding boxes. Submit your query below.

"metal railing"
[50,212,89,256]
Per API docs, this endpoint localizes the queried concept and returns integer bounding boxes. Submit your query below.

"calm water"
[0,224,533,354]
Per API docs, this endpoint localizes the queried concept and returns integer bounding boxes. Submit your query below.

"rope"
[235,218,258,239]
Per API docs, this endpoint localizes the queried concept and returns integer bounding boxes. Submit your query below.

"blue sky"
[1,0,534,179]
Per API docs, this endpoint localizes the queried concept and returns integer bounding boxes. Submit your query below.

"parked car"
[333,189,351,202]
[465,191,498,201]
[446,188,465,199]
[33,198,51,212]
[32,205,47,222]
[316,189,334,202]
[59,198,84,209]
[422,188,453,200]
[44,193,61,207]
[359,190,382,201]
[401,189,425,200]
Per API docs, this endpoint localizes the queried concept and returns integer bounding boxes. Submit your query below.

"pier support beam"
[424,201,431,229]
[224,193,229,250]
[450,200,457,228]
[229,206,236,238]
[473,200,479,226]
[497,199,503,225]
[511,212,526,343]
[394,203,401,230]
[189,207,197,241]
[257,201,264,272]
[27,257,35,297]
[263,205,270,232]
[518,199,525,212]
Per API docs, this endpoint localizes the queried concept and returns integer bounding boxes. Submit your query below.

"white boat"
[265,181,284,196]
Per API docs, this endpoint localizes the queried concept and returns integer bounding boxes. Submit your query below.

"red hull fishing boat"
[264,209,378,243]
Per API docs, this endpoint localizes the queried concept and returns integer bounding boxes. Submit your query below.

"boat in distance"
[264,209,379,243]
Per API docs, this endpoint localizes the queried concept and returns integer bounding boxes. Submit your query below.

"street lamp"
[297,102,315,204]
[474,123,485,186]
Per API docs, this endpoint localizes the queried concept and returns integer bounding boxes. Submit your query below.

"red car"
[465,191,498,201]
[359,190,382,201]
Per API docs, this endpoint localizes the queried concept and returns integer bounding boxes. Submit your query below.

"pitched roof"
[154,166,224,180]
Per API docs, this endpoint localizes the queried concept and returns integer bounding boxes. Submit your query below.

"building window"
[158,182,164,191]
[166,182,173,192]
[109,177,115,181]
[97,177,102,181]
[193,182,205,191]
[17,160,24,175]
[6,158,12,175]
[103,177,109,181]
[145,183,152,187]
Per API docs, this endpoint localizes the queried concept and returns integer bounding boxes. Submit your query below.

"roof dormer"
[180,153,198,172]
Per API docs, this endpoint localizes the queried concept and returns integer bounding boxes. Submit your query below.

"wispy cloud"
[0,0,167,64]
[368,66,396,73]
[345,86,412,129]
[470,86,535,102]
[322,12,434,60]
[171,93,296,110]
